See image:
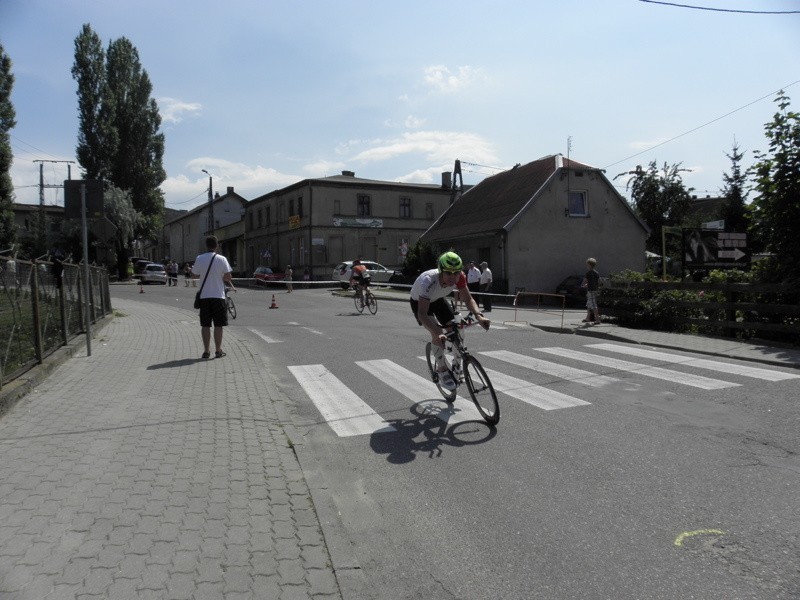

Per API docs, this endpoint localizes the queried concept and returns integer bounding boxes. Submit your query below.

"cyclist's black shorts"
[409,297,454,327]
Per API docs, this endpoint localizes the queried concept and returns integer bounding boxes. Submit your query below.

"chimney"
[227,186,234,195]
[441,172,451,189]
[341,170,355,177]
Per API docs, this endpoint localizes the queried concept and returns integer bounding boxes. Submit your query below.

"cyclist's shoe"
[437,369,457,391]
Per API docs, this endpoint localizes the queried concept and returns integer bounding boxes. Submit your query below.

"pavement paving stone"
[0,297,344,600]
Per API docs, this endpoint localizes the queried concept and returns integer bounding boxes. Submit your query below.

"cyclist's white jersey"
[410,268,468,301]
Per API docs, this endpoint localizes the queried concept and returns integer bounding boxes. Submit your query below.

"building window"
[425,203,433,220]
[297,196,303,217]
[257,209,262,228]
[334,200,341,215]
[399,197,411,218]
[279,202,285,222]
[568,191,588,216]
[357,194,371,217]
[248,212,254,230]
[289,199,295,217]
[266,206,271,226]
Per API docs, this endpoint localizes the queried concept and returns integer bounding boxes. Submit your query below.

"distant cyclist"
[410,251,490,391]
[350,259,370,298]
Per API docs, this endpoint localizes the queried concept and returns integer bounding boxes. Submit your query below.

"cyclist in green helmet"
[410,251,490,391]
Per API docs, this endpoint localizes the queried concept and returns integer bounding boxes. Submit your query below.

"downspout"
[308,181,313,278]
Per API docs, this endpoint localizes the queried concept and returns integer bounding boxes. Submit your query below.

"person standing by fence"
[581,257,601,324]
[479,261,493,312]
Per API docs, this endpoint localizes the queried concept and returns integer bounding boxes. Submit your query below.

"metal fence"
[0,255,112,388]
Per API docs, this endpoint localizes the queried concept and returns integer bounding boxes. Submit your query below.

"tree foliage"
[750,91,800,283]
[0,43,16,251]
[618,160,693,252]
[71,24,166,267]
[719,141,749,234]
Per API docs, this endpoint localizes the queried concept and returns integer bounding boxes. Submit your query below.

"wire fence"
[0,255,112,388]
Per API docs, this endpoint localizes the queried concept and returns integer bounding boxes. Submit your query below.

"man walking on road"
[192,235,235,359]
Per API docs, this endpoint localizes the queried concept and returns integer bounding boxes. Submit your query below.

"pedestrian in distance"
[192,235,235,359]
[581,257,601,324]
[466,260,481,309]
[479,261,493,312]
[285,265,293,293]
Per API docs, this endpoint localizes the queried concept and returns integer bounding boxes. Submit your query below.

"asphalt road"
[119,283,800,600]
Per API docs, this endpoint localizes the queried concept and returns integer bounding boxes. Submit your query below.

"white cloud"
[350,130,498,166]
[423,65,486,93]
[302,160,346,177]
[404,115,425,129]
[157,97,202,124]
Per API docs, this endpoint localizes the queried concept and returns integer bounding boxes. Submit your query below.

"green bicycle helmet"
[437,251,463,273]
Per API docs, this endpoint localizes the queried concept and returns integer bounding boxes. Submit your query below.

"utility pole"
[202,169,214,234]
[33,160,75,256]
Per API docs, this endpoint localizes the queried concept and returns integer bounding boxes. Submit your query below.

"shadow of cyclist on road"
[370,400,496,464]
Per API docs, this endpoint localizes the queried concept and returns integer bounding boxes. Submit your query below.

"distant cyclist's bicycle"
[353,283,378,315]
[225,287,237,319]
[425,312,499,425]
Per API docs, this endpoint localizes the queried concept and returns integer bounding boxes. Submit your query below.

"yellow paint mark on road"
[674,529,725,547]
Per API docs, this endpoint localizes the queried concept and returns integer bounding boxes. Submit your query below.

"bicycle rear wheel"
[464,356,499,425]
[226,296,237,319]
[366,292,378,314]
[353,292,364,313]
[425,342,456,403]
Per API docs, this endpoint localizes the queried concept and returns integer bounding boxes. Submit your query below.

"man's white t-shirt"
[410,268,467,302]
[479,267,493,286]
[467,266,481,284]
[192,252,232,299]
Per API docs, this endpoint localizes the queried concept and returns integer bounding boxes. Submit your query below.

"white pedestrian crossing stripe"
[288,345,790,436]
[358,359,484,424]
[287,365,395,437]
[479,350,617,387]
[586,343,800,382]
[534,347,740,390]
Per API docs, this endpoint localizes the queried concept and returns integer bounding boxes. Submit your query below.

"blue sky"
[2,0,799,211]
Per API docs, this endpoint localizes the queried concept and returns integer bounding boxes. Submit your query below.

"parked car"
[332,261,402,289]
[555,275,586,306]
[253,266,285,285]
[140,263,167,285]
[133,259,152,275]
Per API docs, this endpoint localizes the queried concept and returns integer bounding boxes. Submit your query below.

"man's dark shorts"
[199,298,228,327]
[409,297,454,327]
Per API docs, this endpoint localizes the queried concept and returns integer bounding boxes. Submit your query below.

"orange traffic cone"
[269,294,279,309]
[139,281,145,293]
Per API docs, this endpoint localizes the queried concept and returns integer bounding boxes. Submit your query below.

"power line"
[602,79,800,170]
[639,0,800,14]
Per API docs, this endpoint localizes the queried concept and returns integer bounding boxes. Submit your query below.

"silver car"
[140,263,167,285]
[332,261,400,289]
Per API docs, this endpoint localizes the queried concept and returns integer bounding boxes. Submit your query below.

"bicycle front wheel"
[353,293,364,313]
[366,292,378,314]
[464,356,499,425]
[425,342,456,403]
[226,296,237,319]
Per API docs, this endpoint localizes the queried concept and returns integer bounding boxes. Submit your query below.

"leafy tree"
[719,141,749,234]
[71,25,166,274]
[750,91,800,283]
[104,185,140,277]
[401,240,440,278]
[0,44,16,251]
[618,160,693,253]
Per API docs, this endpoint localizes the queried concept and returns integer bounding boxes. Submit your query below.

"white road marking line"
[482,368,590,410]
[479,350,617,387]
[586,343,800,382]
[248,328,283,343]
[358,359,483,424]
[302,326,324,336]
[288,365,396,437]
[534,348,740,390]
[416,356,589,411]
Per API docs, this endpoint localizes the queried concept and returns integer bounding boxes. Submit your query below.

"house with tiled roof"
[420,155,650,295]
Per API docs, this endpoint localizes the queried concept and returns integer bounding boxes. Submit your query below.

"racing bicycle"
[225,287,237,319]
[425,312,499,425]
[353,281,378,315]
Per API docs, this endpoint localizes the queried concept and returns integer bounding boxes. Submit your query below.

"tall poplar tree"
[72,24,166,277]
[750,91,800,283]
[720,141,749,234]
[0,43,16,250]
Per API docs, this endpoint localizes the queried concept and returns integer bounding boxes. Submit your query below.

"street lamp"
[201,169,214,234]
